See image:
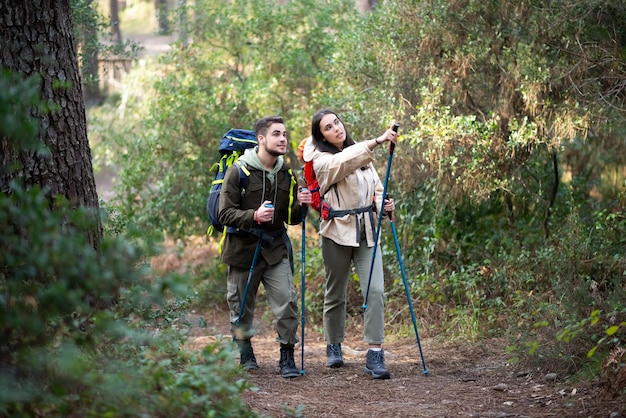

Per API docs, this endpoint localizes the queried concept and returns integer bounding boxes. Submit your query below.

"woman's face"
[319,113,345,149]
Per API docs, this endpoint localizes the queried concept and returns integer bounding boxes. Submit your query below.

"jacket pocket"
[243,181,264,209]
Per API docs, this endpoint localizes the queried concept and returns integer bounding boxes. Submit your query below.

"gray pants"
[321,236,385,345]
[227,257,299,345]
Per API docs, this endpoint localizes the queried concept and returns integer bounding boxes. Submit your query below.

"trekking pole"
[299,190,308,375]
[363,123,400,310]
[388,207,429,376]
[235,232,264,330]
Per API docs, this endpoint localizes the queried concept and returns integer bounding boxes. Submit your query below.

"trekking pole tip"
[362,303,368,310]
[300,369,305,376]
[423,368,429,376]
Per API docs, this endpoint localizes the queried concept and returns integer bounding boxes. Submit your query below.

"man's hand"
[254,200,275,223]
[298,188,312,205]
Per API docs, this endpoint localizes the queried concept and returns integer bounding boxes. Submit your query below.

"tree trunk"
[0,0,103,248]
[110,0,122,44]
[358,0,379,12]
[82,0,103,105]
[155,0,169,34]
[178,0,188,46]
[543,151,560,240]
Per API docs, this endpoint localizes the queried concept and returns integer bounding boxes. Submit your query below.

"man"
[219,116,311,378]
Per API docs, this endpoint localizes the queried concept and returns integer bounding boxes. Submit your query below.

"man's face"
[261,123,288,157]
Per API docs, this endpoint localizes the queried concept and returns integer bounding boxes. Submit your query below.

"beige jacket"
[305,140,384,247]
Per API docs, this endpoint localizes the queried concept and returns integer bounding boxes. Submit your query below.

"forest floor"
[182,302,625,418]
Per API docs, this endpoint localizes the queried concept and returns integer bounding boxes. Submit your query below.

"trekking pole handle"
[384,193,394,221]
[300,187,309,219]
[385,122,399,213]
[389,123,400,153]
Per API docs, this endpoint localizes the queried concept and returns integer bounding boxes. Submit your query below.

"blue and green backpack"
[206,129,257,235]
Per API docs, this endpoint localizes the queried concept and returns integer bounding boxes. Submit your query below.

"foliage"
[71,0,142,98]
[102,0,359,238]
[87,0,626,386]
[0,70,45,157]
[335,0,626,372]
[1,70,255,417]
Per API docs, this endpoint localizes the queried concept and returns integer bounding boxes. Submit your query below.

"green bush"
[0,69,256,417]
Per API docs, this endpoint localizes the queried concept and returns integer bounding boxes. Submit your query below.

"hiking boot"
[279,344,300,378]
[326,343,344,368]
[235,339,259,371]
[364,349,390,380]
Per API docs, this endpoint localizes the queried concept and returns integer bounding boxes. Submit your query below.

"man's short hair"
[255,116,284,137]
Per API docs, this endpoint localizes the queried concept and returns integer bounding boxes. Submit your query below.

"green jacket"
[218,147,302,269]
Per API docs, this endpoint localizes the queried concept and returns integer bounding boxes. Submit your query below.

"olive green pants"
[321,236,385,345]
[227,257,299,345]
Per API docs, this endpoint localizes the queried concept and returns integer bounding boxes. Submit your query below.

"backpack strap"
[233,160,251,192]
[321,183,339,202]
[325,204,374,219]
[217,160,251,252]
[320,201,376,242]
[210,150,245,187]
[286,168,296,224]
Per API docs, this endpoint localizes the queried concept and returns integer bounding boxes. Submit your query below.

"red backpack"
[298,137,321,212]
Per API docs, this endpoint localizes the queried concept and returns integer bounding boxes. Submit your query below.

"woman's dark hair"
[311,109,355,154]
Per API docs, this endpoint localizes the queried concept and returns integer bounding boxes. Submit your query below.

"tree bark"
[110,0,122,44]
[178,0,188,46]
[82,0,103,104]
[155,0,169,34]
[358,0,378,12]
[0,0,103,248]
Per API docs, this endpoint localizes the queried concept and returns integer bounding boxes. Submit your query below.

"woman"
[304,109,398,380]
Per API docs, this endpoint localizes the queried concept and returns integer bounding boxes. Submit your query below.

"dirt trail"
[186,306,624,418]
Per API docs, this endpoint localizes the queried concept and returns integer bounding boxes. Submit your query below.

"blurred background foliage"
[92,0,625,370]
[94,0,625,375]
[2,0,625,415]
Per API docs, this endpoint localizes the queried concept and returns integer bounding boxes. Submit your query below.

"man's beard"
[266,147,285,157]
